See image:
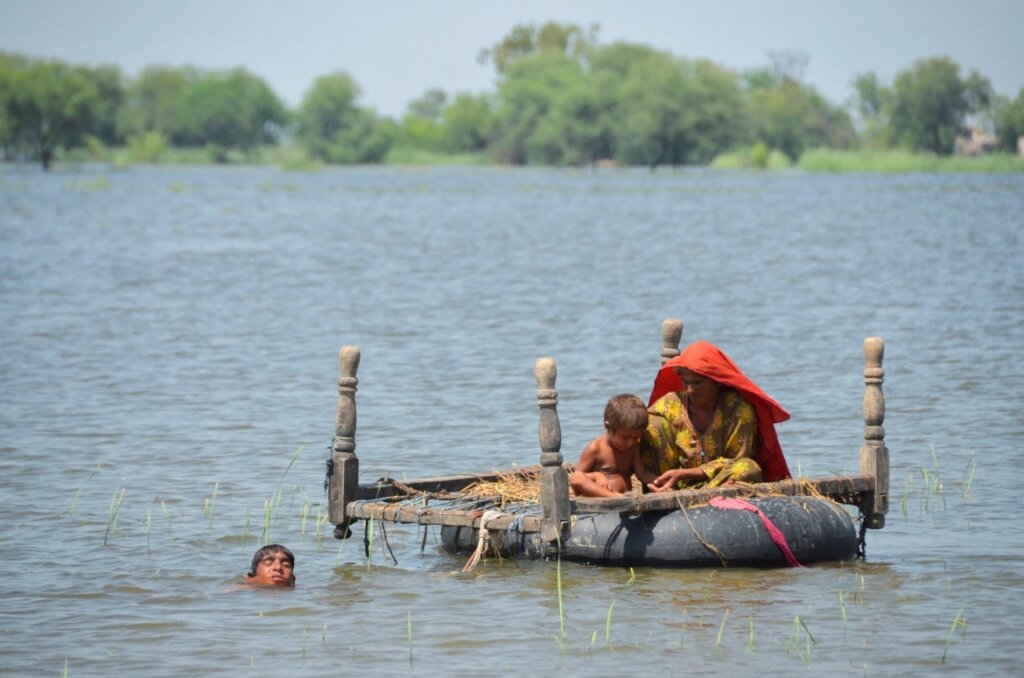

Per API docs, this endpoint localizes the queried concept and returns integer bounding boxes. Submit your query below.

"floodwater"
[1,164,1021,676]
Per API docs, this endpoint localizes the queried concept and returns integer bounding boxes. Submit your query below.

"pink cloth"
[709,496,803,567]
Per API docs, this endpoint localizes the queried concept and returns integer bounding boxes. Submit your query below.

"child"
[246,544,296,587]
[570,394,658,498]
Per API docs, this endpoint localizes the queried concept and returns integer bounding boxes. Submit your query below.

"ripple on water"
[2,166,1022,675]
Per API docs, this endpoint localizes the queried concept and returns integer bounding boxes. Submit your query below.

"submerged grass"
[384,145,492,166]
[942,604,968,664]
[69,467,100,517]
[203,482,219,528]
[160,499,172,533]
[715,608,730,650]
[262,497,272,545]
[785,615,816,665]
[407,611,414,664]
[798,148,1024,173]
[103,488,127,545]
[711,145,792,170]
[241,507,251,545]
[961,455,977,498]
[554,537,566,647]
[604,598,616,643]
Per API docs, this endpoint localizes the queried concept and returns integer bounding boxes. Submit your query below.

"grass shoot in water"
[961,455,976,498]
[407,611,413,664]
[553,535,566,648]
[262,497,272,545]
[103,488,127,545]
[68,467,99,517]
[941,604,968,664]
[604,598,616,644]
[280,445,304,484]
[747,615,755,652]
[333,542,344,567]
[241,507,250,545]
[203,482,219,528]
[715,608,730,650]
[785,615,816,665]
[160,499,172,534]
[299,501,310,537]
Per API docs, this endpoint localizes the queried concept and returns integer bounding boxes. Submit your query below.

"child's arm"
[631,447,659,490]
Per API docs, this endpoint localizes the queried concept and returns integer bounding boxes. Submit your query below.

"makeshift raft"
[325,319,889,568]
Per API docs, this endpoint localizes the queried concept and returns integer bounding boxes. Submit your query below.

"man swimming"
[246,544,295,587]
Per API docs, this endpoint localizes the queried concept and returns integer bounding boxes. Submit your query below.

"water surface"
[1,165,1022,675]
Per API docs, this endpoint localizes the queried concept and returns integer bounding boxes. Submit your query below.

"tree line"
[3,22,1023,170]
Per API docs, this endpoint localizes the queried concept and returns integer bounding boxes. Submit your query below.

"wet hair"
[248,544,295,581]
[603,394,648,431]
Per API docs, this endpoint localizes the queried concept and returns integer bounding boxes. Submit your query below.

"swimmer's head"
[246,544,295,587]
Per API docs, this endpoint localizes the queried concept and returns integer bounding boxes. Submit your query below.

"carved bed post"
[535,357,571,545]
[660,318,683,364]
[859,338,889,529]
[329,346,360,538]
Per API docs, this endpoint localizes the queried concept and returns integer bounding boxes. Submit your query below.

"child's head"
[603,394,648,432]
[247,544,296,587]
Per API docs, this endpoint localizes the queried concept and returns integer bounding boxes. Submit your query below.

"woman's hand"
[648,467,705,492]
[648,469,684,492]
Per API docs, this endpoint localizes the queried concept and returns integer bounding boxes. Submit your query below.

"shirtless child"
[570,394,658,498]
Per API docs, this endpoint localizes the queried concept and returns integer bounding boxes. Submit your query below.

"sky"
[1,0,1022,117]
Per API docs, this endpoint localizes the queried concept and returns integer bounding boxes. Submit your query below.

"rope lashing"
[461,509,504,572]
[709,496,803,568]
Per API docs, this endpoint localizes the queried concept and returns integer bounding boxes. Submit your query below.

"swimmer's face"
[606,425,645,454]
[247,550,295,587]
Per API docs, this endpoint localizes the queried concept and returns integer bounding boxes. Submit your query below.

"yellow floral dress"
[640,389,762,489]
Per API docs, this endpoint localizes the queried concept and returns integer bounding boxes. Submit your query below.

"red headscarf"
[648,340,792,482]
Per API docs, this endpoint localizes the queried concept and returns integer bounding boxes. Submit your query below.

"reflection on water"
[1,165,1021,675]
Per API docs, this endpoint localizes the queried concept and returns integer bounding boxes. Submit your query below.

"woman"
[642,340,791,491]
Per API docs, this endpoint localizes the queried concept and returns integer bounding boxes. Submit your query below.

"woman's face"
[676,368,721,409]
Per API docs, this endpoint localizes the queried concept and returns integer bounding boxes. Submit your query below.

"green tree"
[175,68,287,160]
[479,21,598,74]
[525,75,613,164]
[612,51,744,168]
[439,93,495,152]
[995,88,1024,153]
[407,87,447,121]
[746,73,853,160]
[850,72,891,147]
[297,71,393,163]
[397,88,447,151]
[78,64,125,145]
[117,65,196,141]
[492,53,584,163]
[0,52,33,158]
[889,56,992,154]
[1,57,100,169]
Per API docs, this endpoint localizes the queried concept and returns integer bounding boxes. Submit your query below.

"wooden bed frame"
[325,319,889,546]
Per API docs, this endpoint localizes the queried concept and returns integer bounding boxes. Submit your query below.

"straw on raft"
[459,466,644,506]
[457,467,831,508]
[459,469,544,506]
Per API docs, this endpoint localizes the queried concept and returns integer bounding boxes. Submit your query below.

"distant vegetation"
[2,22,1023,171]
